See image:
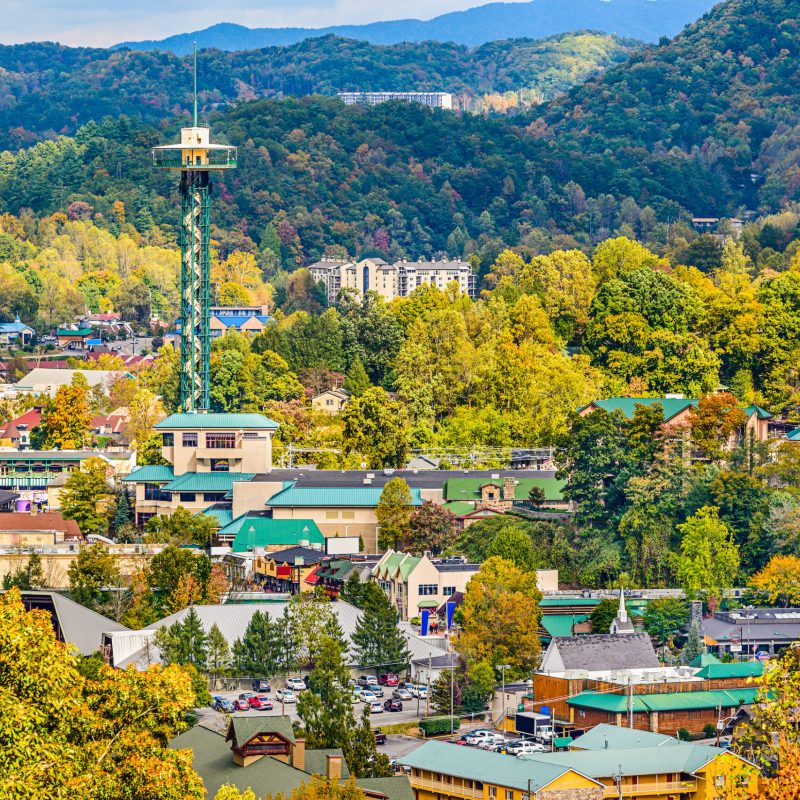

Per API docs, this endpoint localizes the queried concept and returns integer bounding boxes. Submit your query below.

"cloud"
[0,0,502,47]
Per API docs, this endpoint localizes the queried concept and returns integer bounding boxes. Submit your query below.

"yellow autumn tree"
[751,555,800,607]
[0,588,204,800]
[214,776,368,800]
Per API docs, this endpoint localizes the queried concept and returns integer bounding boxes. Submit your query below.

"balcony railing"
[602,780,697,797]
[410,777,483,800]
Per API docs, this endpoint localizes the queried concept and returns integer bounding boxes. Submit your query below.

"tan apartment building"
[311,389,350,415]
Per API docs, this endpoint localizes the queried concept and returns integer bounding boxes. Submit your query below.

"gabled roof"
[570,724,681,751]
[155,413,278,430]
[266,486,423,508]
[0,512,82,539]
[444,476,565,502]
[197,504,233,528]
[264,545,328,565]
[372,550,422,581]
[122,465,175,483]
[744,404,773,420]
[695,661,763,680]
[0,407,43,439]
[582,396,698,421]
[162,472,255,492]
[222,515,325,552]
[541,633,659,672]
[229,714,295,745]
[689,652,722,668]
[568,687,760,713]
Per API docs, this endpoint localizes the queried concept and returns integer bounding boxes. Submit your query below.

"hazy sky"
[0,0,517,47]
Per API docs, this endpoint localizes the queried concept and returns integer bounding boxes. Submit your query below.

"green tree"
[676,506,740,603]
[37,377,91,449]
[137,430,170,465]
[154,607,209,670]
[145,506,217,546]
[113,487,132,533]
[375,478,414,550]
[350,586,410,674]
[682,622,704,663]
[485,526,535,571]
[2,553,45,590]
[344,356,370,397]
[232,610,285,677]
[207,623,231,682]
[68,543,120,611]
[642,598,690,643]
[59,457,114,535]
[285,594,348,670]
[341,387,410,469]
[406,501,457,556]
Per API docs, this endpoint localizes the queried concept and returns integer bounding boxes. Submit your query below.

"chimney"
[292,738,306,771]
[503,477,516,501]
[326,754,342,781]
[690,600,704,629]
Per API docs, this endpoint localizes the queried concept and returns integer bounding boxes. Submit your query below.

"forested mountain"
[0,33,638,150]
[537,0,800,213]
[115,0,717,52]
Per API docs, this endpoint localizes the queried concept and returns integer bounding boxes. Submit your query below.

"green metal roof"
[122,465,175,483]
[226,516,325,552]
[539,597,602,608]
[57,327,91,336]
[374,552,421,581]
[230,714,295,745]
[744,404,773,420]
[162,472,255,492]
[444,477,565,502]
[441,501,477,516]
[197,505,234,528]
[399,740,592,792]
[570,724,681,751]
[267,486,423,508]
[569,688,760,714]
[541,614,589,638]
[155,413,278,430]
[689,653,722,668]
[584,397,698,421]
[417,600,439,609]
[552,737,573,749]
[695,661,764,680]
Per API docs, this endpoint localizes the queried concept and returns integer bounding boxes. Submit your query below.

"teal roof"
[744,404,773,420]
[584,397,697,421]
[163,472,255,492]
[399,740,596,792]
[197,505,234,528]
[444,477,564,502]
[787,427,800,442]
[267,486,423,508]
[539,597,602,608]
[57,327,91,337]
[570,724,681,751]
[122,465,175,483]
[695,661,763,680]
[155,413,278,430]
[689,653,722,668]
[568,688,760,714]
[225,516,325,552]
[541,614,590,638]
[374,552,421,581]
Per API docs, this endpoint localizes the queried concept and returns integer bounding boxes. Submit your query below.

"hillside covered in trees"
[0,32,639,149]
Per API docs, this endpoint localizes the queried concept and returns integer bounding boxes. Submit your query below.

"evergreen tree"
[2,553,45,590]
[430,670,455,716]
[113,487,132,534]
[682,622,704,664]
[232,610,284,676]
[351,587,409,675]
[154,607,208,670]
[344,357,370,397]
[350,704,392,778]
[207,623,231,682]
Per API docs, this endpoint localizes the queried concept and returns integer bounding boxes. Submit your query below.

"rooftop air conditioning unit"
[363,478,372,485]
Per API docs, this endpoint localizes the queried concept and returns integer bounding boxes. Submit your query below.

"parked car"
[213,697,235,713]
[276,689,296,704]
[463,729,495,742]
[477,734,506,750]
[286,677,306,691]
[360,691,378,704]
[410,685,428,699]
[384,698,403,712]
[374,729,387,745]
[251,679,271,692]
[488,739,514,753]
[506,739,546,755]
[393,688,412,700]
[234,698,250,711]
[371,685,385,698]
[249,695,273,711]
[378,673,399,686]
[239,692,256,703]
[369,701,384,713]
[358,675,379,688]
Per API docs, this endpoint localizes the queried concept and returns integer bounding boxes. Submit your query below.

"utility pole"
[425,654,431,718]
[627,676,634,729]
[499,663,510,726]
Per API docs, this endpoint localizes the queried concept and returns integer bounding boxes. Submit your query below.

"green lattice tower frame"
[179,170,211,411]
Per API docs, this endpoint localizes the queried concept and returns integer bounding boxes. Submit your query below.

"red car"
[249,695,273,711]
[378,673,399,686]
[234,698,250,711]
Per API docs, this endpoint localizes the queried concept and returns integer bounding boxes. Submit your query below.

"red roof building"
[0,407,43,448]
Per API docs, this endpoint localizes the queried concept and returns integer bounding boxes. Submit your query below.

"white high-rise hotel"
[307,257,477,304]
[337,92,454,110]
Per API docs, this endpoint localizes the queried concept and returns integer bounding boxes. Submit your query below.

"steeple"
[610,586,635,634]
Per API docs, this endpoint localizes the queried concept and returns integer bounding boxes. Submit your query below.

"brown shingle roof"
[0,512,82,539]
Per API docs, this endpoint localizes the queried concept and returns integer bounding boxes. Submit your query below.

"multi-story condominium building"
[307,257,476,303]
[337,91,454,110]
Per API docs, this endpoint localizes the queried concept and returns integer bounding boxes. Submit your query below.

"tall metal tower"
[152,46,236,412]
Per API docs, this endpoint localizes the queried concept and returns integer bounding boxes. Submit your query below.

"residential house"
[209,311,272,338]
[0,406,43,448]
[0,510,81,547]
[443,475,568,512]
[254,545,329,594]
[311,388,350,415]
[0,315,35,346]
[169,717,412,800]
[399,737,757,800]
[13,368,133,397]
[56,327,93,349]
[90,408,131,442]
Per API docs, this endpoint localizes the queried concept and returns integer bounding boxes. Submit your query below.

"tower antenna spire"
[193,42,198,127]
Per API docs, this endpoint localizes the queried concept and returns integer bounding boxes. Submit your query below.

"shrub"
[677,727,691,741]
[703,722,716,738]
[419,716,461,737]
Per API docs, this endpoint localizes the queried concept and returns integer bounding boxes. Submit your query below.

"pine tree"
[232,610,283,676]
[2,553,45,590]
[351,587,409,675]
[114,487,132,534]
[207,623,230,682]
[349,704,392,778]
[682,621,704,664]
[344,356,370,397]
[154,607,208,670]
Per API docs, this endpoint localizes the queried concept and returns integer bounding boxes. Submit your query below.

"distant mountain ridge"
[114,0,719,53]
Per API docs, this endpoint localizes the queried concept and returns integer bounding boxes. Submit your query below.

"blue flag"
[446,601,456,631]
[420,609,430,636]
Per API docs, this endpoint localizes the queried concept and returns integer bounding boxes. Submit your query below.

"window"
[243,431,259,439]
[182,432,198,447]
[578,709,586,719]
[341,511,355,520]
[206,432,236,449]
[325,511,339,520]
[210,459,230,472]
[162,433,174,447]
[488,788,496,799]
[505,791,513,800]
[144,483,170,502]
[203,492,227,502]
[442,586,456,596]
[487,491,495,500]
[418,584,438,596]
[179,492,196,503]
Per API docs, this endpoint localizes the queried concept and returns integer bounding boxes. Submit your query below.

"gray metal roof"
[541,633,660,672]
[20,590,128,655]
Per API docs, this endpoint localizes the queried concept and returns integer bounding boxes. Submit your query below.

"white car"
[410,685,428,698]
[369,701,384,713]
[393,688,412,700]
[276,689,296,703]
[477,734,506,750]
[507,740,547,755]
[285,678,306,691]
[361,691,378,704]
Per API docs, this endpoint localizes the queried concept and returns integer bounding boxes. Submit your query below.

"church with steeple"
[609,586,635,634]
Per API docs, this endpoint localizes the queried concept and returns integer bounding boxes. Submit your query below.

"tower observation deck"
[152,46,236,412]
